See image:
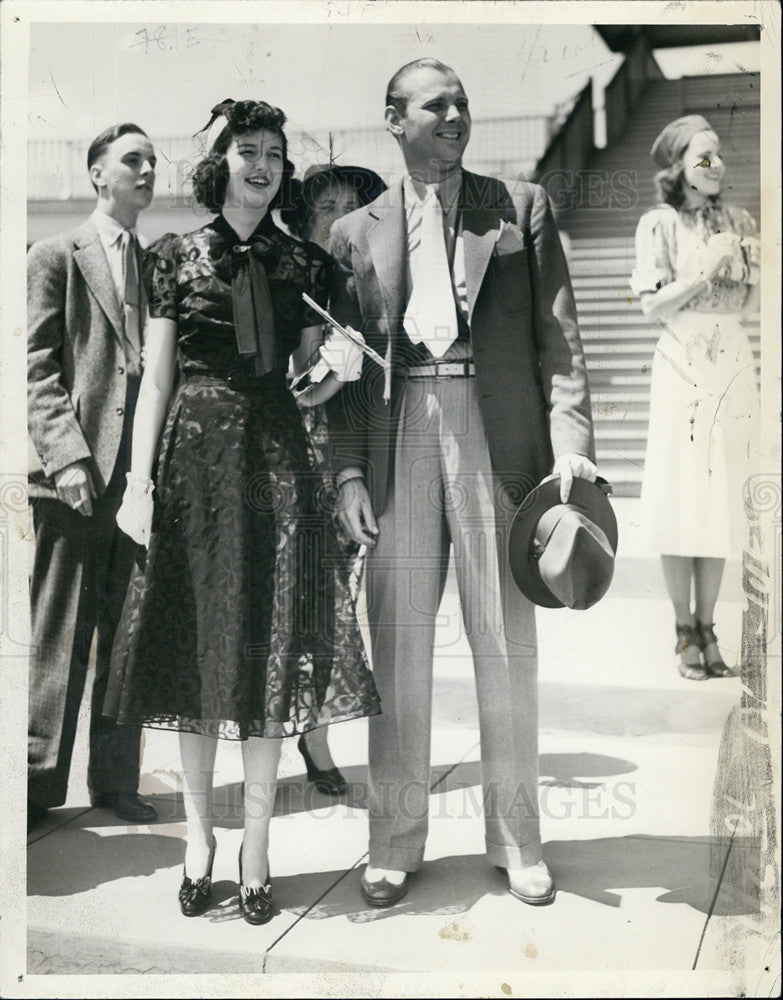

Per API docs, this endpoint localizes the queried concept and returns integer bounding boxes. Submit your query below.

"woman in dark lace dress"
[630,115,760,681]
[105,100,380,925]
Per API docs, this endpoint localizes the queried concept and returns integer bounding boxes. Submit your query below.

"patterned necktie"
[120,231,142,369]
[403,184,459,358]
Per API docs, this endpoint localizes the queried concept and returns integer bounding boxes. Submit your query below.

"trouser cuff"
[485,837,543,870]
[368,843,425,873]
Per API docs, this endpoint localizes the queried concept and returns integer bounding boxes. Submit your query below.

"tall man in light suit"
[327,59,597,906]
[27,124,158,830]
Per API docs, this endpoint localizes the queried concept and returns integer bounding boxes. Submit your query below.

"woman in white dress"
[630,115,760,680]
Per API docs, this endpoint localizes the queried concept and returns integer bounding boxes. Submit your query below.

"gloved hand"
[319,326,365,382]
[116,473,154,548]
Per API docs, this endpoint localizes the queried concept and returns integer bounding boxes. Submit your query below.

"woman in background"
[106,101,379,924]
[281,162,387,794]
[630,115,760,680]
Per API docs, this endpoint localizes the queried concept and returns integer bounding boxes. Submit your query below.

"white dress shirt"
[90,208,141,306]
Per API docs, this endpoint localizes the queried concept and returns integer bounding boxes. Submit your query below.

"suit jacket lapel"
[72,220,125,344]
[461,170,501,323]
[366,180,406,329]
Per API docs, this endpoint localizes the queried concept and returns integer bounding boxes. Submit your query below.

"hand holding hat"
[508,473,618,610]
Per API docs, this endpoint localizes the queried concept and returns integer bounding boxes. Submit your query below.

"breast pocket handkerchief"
[495,220,526,256]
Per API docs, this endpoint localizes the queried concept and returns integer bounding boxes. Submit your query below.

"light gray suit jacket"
[27,218,137,497]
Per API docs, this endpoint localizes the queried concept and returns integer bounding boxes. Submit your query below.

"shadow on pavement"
[27,830,184,896]
[27,825,759,918]
[284,837,760,922]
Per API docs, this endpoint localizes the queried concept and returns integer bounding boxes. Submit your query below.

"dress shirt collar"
[91,208,136,248]
[403,168,462,213]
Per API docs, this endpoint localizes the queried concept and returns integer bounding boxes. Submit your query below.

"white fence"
[28,114,560,202]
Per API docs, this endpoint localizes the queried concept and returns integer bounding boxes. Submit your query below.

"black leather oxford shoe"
[89,792,158,823]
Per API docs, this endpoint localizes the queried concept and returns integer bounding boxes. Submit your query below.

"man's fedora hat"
[508,476,618,610]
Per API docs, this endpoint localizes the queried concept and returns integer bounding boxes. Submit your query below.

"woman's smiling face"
[680,129,724,200]
[223,129,284,210]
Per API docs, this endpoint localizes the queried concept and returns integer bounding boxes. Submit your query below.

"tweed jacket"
[27,218,138,498]
[326,170,596,513]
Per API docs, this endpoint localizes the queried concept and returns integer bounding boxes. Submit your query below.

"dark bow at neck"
[213,213,279,375]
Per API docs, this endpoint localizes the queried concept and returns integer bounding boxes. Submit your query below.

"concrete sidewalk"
[22,502,778,993]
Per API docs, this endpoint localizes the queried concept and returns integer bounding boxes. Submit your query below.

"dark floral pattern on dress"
[105,215,380,740]
[141,213,332,377]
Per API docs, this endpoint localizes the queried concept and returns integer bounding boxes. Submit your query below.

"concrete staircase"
[559,74,760,496]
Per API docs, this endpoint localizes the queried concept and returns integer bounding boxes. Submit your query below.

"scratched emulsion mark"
[709,474,780,989]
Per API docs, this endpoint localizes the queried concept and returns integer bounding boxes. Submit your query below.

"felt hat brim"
[508,475,618,608]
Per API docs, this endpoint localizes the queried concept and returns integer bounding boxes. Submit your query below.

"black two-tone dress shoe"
[360,869,409,908]
[89,792,158,823]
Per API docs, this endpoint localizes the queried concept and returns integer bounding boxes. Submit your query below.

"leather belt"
[406,360,476,379]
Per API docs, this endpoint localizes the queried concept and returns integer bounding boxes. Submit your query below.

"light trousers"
[366,374,542,871]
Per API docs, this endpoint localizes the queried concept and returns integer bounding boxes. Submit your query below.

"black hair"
[191,99,296,213]
[385,58,458,115]
[86,123,149,194]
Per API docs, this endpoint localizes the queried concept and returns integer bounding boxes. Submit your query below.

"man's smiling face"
[386,66,471,181]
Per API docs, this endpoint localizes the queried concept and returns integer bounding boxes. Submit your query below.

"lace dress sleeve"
[142,233,180,321]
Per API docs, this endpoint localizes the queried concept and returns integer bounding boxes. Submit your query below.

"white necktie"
[404,184,459,358]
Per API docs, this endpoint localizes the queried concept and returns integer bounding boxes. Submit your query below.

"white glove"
[116,473,154,548]
[319,326,364,382]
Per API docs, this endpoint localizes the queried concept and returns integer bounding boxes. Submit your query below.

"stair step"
[574,290,639,302]
[579,314,657,326]
[571,277,637,289]
[596,450,647,464]
[593,426,649,438]
[591,394,651,407]
[574,300,643,313]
